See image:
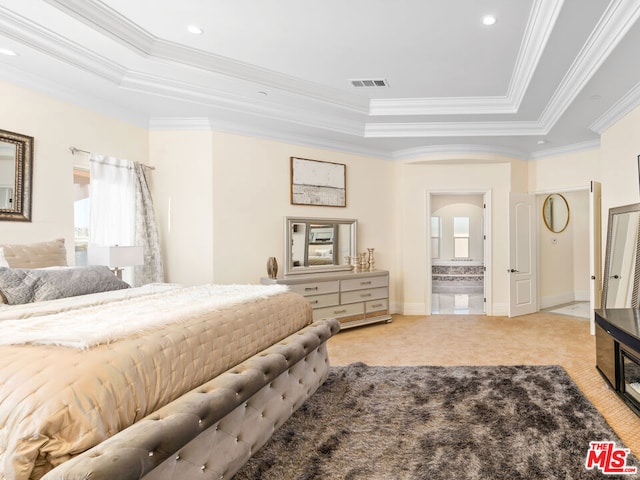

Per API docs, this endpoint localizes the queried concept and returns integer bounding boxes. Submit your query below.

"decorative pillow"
[0,238,68,268]
[0,266,130,305]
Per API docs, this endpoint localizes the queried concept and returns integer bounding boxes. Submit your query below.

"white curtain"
[89,154,164,286]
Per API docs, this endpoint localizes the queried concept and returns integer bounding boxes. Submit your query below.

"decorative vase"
[367,248,375,271]
[267,257,278,279]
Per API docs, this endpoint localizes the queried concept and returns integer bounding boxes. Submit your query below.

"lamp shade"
[88,245,144,268]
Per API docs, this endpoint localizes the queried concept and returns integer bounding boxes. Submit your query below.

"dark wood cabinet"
[595,309,640,416]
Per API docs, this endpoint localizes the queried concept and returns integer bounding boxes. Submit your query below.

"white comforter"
[0,284,311,480]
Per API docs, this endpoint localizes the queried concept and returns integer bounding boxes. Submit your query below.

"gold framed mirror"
[542,193,569,233]
[0,129,33,222]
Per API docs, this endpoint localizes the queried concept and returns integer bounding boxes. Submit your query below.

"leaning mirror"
[542,193,569,233]
[602,203,640,308]
[284,216,357,275]
[0,129,33,222]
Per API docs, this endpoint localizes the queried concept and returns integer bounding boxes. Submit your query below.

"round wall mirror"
[542,193,570,233]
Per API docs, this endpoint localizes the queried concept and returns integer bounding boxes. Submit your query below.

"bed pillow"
[0,266,130,305]
[0,238,68,268]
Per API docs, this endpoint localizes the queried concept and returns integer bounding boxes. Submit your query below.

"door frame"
[426,189,493,316]
[532,184,600,331]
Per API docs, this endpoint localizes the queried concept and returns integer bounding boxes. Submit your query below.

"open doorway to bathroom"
[430,193,486,314]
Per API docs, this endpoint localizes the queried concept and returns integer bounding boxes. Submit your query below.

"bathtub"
[432,260,484,285]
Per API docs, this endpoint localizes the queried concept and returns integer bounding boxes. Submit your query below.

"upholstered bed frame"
[0,239,341,479]
[43,317,340,480]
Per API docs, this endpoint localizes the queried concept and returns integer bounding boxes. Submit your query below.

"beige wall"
[601,104,640,217]
[396,157,515,316]
[149,131,397,303]
[148,130,214,286]
[6,77,640,318]
[537,190,590,308]
[0,80,148,264]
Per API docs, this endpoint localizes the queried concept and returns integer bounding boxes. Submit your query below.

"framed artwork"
[290,157,346,207]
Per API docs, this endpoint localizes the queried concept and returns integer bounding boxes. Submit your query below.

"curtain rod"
[69,146,155,170]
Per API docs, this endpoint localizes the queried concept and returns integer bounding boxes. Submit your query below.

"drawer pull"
[360,281,372,285]
[305,286,319,291]
[309,300,319,305]
[334,309,347,314]
[361,293,372,298]
[371,303,383,308]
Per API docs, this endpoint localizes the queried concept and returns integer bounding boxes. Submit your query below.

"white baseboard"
[491,303,509,317]
[540,292,574,309]
[400,303,427,316]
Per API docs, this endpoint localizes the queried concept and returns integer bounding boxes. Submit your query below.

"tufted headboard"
[0,238,68,269]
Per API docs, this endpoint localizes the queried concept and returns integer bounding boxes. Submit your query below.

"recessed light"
[187,25,204,35]
[537,140,547,145]
[0,48,17,56]
[482,15,497,26]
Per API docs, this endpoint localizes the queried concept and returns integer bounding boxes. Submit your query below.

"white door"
[509,192,537,317]
[589,181,602,335]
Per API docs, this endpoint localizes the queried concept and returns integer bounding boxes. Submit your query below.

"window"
[73,168,90,265]
[431,216,440,259]
[453,216,469,258]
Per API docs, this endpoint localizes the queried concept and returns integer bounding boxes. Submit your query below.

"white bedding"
[0,284,288,348]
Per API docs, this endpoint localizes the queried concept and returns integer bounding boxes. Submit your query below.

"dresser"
[261,270,392,329]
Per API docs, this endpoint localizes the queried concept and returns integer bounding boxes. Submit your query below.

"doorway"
[537,189,591,321]
[430,193,487,314]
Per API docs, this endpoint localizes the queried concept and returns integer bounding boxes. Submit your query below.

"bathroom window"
[453,216,469,258]
[431,216,440,259]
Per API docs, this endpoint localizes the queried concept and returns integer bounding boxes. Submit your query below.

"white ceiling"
[0,0,639,160]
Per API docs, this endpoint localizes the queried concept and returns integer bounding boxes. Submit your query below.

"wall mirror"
[542,193,569,233]
[284,216,357,275]
[0,129,33,222]
[602,203,640,308]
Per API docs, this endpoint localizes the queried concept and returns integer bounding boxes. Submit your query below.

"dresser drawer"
[312,302,364,321]
[341,287,388,305]
[306,293,340,309]
[288,280,339,297]
[341,275,388,291]
[366,298,388,317]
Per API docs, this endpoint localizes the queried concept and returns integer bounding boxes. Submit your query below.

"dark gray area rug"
[234,363,640,480]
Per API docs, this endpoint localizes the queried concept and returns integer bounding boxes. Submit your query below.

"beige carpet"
[326,312,640,457]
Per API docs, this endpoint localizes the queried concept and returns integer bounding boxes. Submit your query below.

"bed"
[0,239,340,480]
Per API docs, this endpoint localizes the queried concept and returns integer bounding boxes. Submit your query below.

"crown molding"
[392,144,528,161]
[368,0,562,117]
[528,139,600,159]
[43,0,369,114]
[149,118,213,130]
[0,4,125,82]
[365,120,542,137]
[589,80,640,134]
[149,117,391,160]
[369,96,515,116]
[122,71,365,137]
[538,0,640,131]
[506,0,564,108]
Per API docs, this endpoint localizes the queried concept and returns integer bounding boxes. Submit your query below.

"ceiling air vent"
[350,78,389,88]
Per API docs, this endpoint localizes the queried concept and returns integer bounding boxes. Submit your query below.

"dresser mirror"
[0,129,33,222]
[542,193,570,233]
[284,216,357,275]
[602,203,640,308]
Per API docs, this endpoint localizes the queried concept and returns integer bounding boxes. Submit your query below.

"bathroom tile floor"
[431,285,485,314]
